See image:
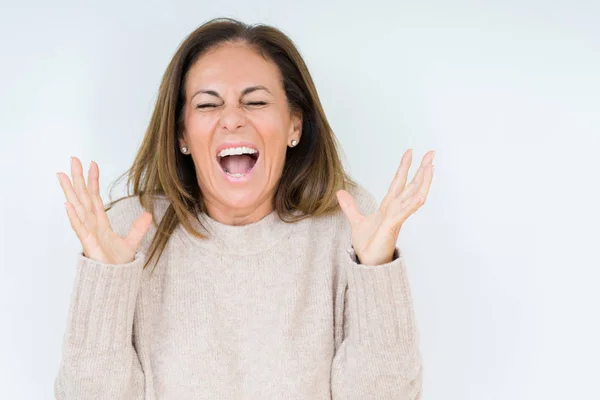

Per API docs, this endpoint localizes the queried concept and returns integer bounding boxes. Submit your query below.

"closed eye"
[195,101,268,109]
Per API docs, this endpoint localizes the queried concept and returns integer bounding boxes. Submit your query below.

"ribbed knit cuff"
[62,252,145,356]
[345,246,418,353]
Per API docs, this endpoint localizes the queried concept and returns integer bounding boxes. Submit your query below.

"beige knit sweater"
[54,184,422,399]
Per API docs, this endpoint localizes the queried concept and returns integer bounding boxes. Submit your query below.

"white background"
[1,1,599,399]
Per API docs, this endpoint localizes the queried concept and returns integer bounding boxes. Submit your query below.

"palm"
[83,227,139,265]
[57,157,153,264]
[337,149,435,266]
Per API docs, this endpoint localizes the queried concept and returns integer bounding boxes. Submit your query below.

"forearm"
[54,252,146,400]
[331,247,423,399]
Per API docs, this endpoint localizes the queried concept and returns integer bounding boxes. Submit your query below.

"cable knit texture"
[54,184,423,399]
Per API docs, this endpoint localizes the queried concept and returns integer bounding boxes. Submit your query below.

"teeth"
[226,172,245,178]
[218,146,258,158]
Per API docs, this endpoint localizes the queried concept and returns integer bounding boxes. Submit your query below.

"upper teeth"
[218,146,258,158]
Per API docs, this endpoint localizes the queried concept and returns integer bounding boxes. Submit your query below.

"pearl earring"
[181,146,188,154]
[290,139,298,147]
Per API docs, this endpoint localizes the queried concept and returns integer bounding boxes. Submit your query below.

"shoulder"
[345,181,379,217]
[105,194,171,239]
[304,182,379,242]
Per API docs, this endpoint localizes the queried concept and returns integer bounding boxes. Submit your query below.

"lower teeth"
[225,171,245,178]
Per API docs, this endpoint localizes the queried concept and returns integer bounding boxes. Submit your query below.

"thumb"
[336,190,363,227]
[125,211,153,251]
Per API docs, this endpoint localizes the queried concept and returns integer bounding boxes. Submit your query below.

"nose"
[219,104,246,132]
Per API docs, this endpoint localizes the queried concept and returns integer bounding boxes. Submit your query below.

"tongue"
[221,154,254,174]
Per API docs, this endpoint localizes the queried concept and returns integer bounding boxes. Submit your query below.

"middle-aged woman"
[54,17,434,400]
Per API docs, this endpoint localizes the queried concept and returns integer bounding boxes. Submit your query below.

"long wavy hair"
[105,17,355,271]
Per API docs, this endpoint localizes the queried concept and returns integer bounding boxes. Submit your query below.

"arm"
[331,150,433,398]
[53,251,146,400]
[54,157,156,399]
[330,246,422,399]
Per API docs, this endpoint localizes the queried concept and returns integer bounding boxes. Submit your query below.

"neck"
[203,197,274,226]
[184,194,307,256]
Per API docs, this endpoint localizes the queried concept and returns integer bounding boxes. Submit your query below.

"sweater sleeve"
[53,251,146,400]
[330,246,423,399]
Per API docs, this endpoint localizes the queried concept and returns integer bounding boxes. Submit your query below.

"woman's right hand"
[56,157,153,265]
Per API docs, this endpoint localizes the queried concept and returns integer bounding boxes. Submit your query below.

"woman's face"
[180,42,302,224]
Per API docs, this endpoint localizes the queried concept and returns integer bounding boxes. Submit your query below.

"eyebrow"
[191,85,272,100]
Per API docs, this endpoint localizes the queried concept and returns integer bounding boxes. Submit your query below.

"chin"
[217,187,264,210]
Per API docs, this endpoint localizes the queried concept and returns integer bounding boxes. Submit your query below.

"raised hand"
[56,157,153,264]
[337,149,435,266]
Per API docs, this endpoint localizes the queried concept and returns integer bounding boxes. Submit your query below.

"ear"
[178,134,187,149]
[288,111,302,143]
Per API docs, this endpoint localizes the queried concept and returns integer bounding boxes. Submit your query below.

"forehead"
[186,43,282,92]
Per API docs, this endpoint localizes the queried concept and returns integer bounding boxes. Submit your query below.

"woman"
[54,17,433,399]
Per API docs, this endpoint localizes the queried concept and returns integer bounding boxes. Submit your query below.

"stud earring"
[290,139,298,147]
[181,146,188,154]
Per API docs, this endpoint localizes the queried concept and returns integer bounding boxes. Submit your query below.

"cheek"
[186,112,217,139]
[263,132,288,171]
[250,115,289,164]
[185,115,216,177]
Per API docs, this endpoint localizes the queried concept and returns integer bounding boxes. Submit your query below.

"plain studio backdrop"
[1,1,598,399]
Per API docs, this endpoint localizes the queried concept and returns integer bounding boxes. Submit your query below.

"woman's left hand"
[336,149,435,266]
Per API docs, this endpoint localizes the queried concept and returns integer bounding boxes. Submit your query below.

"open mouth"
[216,146,259,178]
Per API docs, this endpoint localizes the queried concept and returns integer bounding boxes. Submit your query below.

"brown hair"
[105,17,355,271]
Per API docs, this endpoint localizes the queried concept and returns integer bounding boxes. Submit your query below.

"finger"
[336,189,364,227]
[382,149,412,207]
[416,156,434,203]
[389,161,434,224]
[71,157,93,216]
[398,150,433,203]
[91,195,110,232]
[389,191,427,226]
[398,167,423,204]
[64,201,89,244]
[87,161,110,230]
[57,171,87,224]
[87,160,100,197]
[124,212,153,251]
